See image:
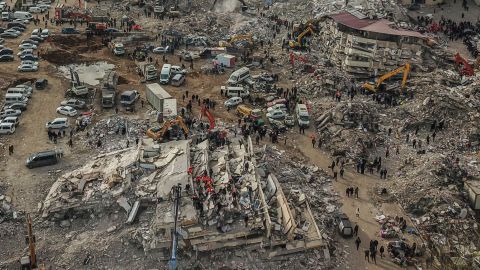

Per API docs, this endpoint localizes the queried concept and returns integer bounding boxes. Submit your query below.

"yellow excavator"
[219,34,253,48]
[289,27,314,49]
[362,63,411,92]
[146,116,189,141]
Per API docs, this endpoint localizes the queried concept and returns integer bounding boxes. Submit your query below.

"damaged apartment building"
[40,136,325,259]
[318,10,425,77]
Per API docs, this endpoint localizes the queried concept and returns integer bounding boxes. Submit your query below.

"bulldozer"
[146,116,189,141]
[219,34,253,48]
[362,63,411,93]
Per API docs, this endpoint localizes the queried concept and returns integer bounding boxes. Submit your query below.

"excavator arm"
[175,116,190,135]
[363,63,411,92]
[297,27,314,44]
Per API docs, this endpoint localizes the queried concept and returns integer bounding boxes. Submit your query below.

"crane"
[454,53,474,76]
[200,106,215,131]
[20,214,45,270]
[289,26,314,48]
[362,63,411,92]
[167,184,182,270]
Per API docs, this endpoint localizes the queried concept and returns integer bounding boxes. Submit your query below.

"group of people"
[345,186,359,198]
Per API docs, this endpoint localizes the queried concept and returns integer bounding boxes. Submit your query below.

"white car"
[1,116,19,127]
[56,106,77,117]
[0,108,21,119]
[46,117,69,129]
[224,97,242,107]
[5,29,20,35]
[21,60,39,66]
[17,49,33,56]
[0,123,15,135]
[17,64,38,72]
[266,109,286,120]
[171,65,187,75]
[13,19,30,24]
[19,43,37,50]
[153,46,169,54]
[267,103,287,113]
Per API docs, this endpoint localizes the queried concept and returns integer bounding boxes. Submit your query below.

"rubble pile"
[0,185,15,224]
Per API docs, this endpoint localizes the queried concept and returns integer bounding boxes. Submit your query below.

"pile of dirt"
[50,35,103,53]
[42,49,89,65]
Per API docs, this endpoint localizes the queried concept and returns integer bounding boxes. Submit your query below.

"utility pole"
[168,184,182,270]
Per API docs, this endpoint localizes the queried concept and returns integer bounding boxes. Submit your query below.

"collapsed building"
[318,10,425,77]
[40,135,326,259]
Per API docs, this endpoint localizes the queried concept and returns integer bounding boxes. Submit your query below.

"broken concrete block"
[117,196,131,213]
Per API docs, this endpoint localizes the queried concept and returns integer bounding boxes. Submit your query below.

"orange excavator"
[146,116,189,141]
[363,63,411,92]
[454,53,474,76]
[201,106,215,131]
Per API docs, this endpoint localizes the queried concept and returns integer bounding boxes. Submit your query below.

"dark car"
[21,39,39,45]
[105,28,120,33]
[7,22,26,29]
[61,28,80,34]
[0,32,17,38]
[270,119,287,133]
[26,149,63,169]
[29,36,44,42]
[0,48,13,55]
[0,27,5,33]
[10,26,25,32]
[20,54,39,61]
[35,78,48,89]
[0,54,14,61]
[336,213,354,237]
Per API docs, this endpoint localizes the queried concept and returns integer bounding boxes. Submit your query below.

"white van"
[227,67,250,85]
[14,11,33,21]
[221,86,250,98]
[0,123,15,134]
[28,7,42,13]
[5,93,28,104]
[32,28,39,35]
[295,103,310,127]
[7,88,31,98]
[159,64,171,84]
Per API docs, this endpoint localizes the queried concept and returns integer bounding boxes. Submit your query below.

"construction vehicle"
[101,70,118,108]
[20,214,46,270]
[362,63,411,93]
[146,116,189,141]
[219,34,253,48]
[167,183,182,270]
[66,67,89,97]
[201,106,215,131]
[454,53,474,76]
[289,26,314,49]
[136,61,158,81]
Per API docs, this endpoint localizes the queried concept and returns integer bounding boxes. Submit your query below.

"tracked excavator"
[362,63,411,93]
[219,34,253,48]
[146,116,189,141]
[289,27,314,49]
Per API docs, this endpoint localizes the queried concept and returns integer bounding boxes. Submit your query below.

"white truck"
[136,61,158,81]
[101,71,118,108]
[145,83,172,111]
[113,43,125,56]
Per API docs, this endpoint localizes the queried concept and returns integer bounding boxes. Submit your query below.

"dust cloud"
[214,0,240,13]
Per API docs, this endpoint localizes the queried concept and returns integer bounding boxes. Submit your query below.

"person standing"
[356,207,360,219]
[379,246,385,258]
[355,187,359,198]
[354,224,359,236]
[311,137,316,148]
[364,249,370,262]
[355,236,361,250]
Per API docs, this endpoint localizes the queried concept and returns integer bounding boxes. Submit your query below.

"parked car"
[20,39,38,45]
[19,43,37,50]
[284,115,295,127]
[267,103,287,113]
[5,29,20,35]
[0,38,4,44]
[1,116,19,127]
[17,63,38,72]
[20,54,39,61]
[17,49,33,56]
[270,119,287,133]
[266,98,287,108]
[21,60,38,66]
[61,27,79,34]
[45,118,69,129]
[56,106,77,117]
[8,22,27,28]
[105,28,120,33]
[0,122,15,135]
[0,32,17,38]
[60,98,85,109]
[0,48,13,55]
[224,97,242,107]
[35,78,48,89]
[10,26,25,32]
[0,54,13,61]
[266,109,286,120]
[4,102,27,111]
[0,108,21,119]
[171,74,185,86]
[29,35,44,42]
[153,46,169,54]
[171,65,187,75]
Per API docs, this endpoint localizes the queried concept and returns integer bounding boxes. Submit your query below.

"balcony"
[344,59,371,68]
